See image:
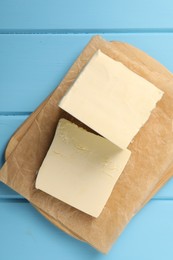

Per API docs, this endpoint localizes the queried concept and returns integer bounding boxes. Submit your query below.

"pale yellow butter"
[59,50,163,149]
[36,119,131,217]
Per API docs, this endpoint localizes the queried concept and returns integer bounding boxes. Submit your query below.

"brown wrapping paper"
[1,36,173,253]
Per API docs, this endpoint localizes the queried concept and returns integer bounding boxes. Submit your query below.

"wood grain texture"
[0,0,173,32]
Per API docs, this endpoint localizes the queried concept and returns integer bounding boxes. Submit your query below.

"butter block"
[59,50,163,149]
[36,118,131,217]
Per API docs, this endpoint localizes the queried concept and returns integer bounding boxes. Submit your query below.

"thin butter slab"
[36,118,131,217]
[59,50,163,149]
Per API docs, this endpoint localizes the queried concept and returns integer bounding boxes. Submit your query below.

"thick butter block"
[59,50,163,149]
[36,118,131,217]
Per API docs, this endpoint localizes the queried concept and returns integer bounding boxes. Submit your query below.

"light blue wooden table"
[0,1,173,259]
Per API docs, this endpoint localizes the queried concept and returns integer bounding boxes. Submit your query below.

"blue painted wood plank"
[0,116,27,199]
[1,33,173,112]
[155,178,173,199]
[0,0,173,32]
[0,183,22,199]
[0,115,28,167]
[0,200,173,259]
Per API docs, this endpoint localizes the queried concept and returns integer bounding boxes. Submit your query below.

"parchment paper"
[1,36,173,253]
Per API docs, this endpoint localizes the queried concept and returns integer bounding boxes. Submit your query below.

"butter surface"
[59,50,163,149]
[36,118,131,217]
